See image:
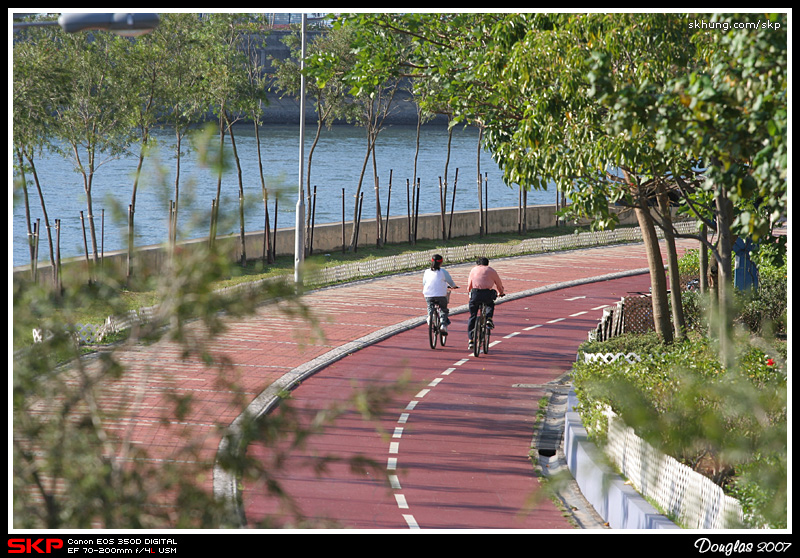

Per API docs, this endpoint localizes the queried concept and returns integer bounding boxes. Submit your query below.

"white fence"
[581,351,749,529]
[605,411,746,529]
[308,221,697,289]
[32,221,697,345]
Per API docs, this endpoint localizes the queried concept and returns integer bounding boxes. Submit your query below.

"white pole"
[294,14,307,287]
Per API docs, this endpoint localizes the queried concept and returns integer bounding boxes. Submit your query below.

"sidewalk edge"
[213,267,650,528]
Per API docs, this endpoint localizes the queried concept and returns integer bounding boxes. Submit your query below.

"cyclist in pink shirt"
[467,257,505,347]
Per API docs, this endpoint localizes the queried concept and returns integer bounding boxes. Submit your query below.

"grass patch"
[14,223,625,352]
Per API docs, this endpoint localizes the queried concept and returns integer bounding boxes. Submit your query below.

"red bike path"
[230,239,694,530]
[80,239,693,530]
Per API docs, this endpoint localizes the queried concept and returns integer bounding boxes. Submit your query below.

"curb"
[213,265,653,528]
[562,402,679,530]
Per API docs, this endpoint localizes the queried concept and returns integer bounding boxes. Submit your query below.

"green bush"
[736,274,788,337]
[572,333,787,528]
[677,241,787,336]
[579,331,666,356]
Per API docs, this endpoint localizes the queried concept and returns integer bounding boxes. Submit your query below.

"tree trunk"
[127,144,147,282]
[348,136,375,250]
[17,150,35,267]
[714,190,736,367]
[224,115,247,265]
[23,151,56,276]
[476,128,484,236]
[656,181,686,340]
[253,118,272,263]
[210,114,226,248]
[634,198,673,344]
[305,114,323,255]
[699,223,709,294]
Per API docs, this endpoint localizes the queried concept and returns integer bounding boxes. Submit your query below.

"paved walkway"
[84,238,696,528]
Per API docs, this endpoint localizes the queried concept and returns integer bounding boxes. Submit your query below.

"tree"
[479,13,708,343]
[153,14,211,256]
[597,12,788,362]
[201,13,257,262]
[118,24,173,283]
[307,17,406,251]
[240,24,277,263]
[332,13,699,341]
[12,27,70,282]
[273,23,357,255]
[48,28,136,275]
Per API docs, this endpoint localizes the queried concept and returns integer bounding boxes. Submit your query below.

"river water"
[12,123,557,268]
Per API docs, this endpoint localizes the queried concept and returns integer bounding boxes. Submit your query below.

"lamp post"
[294,13,307,287]
[13,13,160,35]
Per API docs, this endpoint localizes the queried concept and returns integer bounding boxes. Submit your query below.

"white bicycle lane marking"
[386,302,609,529]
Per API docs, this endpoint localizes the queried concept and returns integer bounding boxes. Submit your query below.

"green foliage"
[572,333,787,527]
[677,239,788,336]
[736,275,788,337]
[604,13,787,243]
[12,236,412,528]
[579,331,666,357]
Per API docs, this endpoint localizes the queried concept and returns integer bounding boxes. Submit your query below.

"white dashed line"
[390,353,473,529]
[570,311,588,317]
[388,308,598,529]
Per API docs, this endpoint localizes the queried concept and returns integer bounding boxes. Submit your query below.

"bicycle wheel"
[428,308,440,349]
[483,311,491,354]
[472,307,483,357]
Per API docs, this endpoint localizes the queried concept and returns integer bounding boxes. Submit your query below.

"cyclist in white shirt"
[422,254,458,334]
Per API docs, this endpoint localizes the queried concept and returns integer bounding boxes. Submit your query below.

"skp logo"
[8,539,64,554]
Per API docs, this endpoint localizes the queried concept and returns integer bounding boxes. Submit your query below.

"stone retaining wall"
[14,204,642,288]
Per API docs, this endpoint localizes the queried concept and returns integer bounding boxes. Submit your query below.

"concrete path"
[91,239,696,529]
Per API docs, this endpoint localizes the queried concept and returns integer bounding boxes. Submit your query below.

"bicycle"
[469,292,503,357]
[428,287,456,349]
[470,302,492,357]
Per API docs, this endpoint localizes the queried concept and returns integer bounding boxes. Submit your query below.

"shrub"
[572,333,787,527]
[677,241,787,336]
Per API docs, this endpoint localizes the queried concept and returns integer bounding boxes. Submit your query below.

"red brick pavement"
[70,239,696,524]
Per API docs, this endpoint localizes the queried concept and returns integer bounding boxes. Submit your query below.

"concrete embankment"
[14,204,641,288]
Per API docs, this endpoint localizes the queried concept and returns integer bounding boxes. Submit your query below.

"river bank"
[17,203,633,290]
[13,123,559,269]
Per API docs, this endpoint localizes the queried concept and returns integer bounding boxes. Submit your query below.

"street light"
[294,13,307,287]
[13,13,160,35]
